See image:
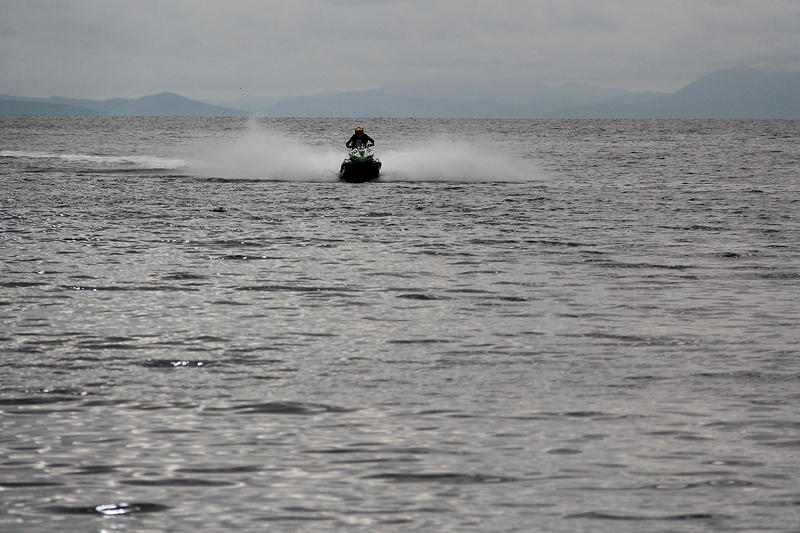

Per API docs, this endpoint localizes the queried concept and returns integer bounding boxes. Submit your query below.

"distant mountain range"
[0,92,249,117]
[2,68,799,119]
[247,83,664,119]
[544,67,800,119]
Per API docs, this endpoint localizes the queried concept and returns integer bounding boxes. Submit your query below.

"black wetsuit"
[346,133,375,148]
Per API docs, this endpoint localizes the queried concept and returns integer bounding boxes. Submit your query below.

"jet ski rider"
[346,126,375,148]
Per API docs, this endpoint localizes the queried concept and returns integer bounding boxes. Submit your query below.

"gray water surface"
[1,117,799,532]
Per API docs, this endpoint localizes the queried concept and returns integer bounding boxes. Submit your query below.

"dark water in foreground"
[1,117,799,532]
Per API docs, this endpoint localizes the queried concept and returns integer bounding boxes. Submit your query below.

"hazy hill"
[204,96,285,114]
[93,93,250,116]
[256,90,521,118]
[0,92,249,117]
[252,85,663,118]
[377,78,662,107]
[0,98,104,116]
[544,67,800,119]
[250,68,799,118]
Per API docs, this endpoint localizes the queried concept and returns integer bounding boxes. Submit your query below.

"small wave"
[47,503,169,516]
[566,511,728,521]
[1,481,64,488]
[366,472,517,484]
[0,396,82,406]
[120,478,236,487]
[203,401,354,416]
[176,465,262,474]
[253,515,334,522]
[141,359,210,368]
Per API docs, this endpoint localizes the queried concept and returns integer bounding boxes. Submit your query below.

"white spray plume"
[188,124,548,183]
[189,125,341,181]
[381,140,546,182]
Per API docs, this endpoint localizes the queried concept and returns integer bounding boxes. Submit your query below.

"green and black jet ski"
[339,142,381,182]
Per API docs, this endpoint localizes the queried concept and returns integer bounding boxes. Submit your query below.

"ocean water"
[1,116,799,533]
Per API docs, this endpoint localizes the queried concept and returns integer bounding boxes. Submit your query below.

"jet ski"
[339,142,381,182]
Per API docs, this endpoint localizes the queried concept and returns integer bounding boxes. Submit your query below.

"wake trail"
[0,150,184,170]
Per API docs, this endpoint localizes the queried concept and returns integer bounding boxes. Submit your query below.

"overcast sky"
[2,0,799,100]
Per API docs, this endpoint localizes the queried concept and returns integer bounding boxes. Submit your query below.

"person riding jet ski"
[346,126,374,148]
[339,125,381,182]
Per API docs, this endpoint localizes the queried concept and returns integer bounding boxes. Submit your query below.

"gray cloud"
[1,0,798,99]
